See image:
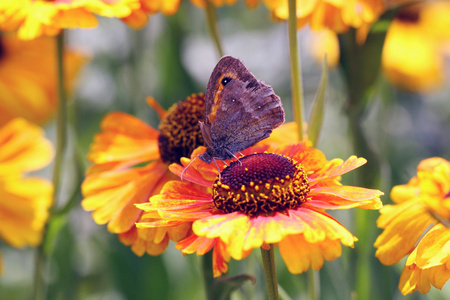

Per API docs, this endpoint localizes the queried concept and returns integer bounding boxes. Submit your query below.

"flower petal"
[82,160,174,233]
[309,186,383,210]
[412,224,450,269]
[279,234,343,274]
[308,156,367,185]
[88,112,159,165]
[0,118,53,177]
[374,199,435,265]
[0,176,52,247]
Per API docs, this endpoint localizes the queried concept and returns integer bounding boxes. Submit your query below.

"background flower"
[0,118,53,273]
[375,157,450,295]
[0,34,86,126]
[382,1,450,92]
[263,0,385,33]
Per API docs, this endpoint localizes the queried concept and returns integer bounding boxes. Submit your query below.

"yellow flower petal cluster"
[0,34,86,126]
[0,119,54,273]
[0,0,176,39]
[375,157,450,294]
[382,1,450,92]
[263,0,384,33]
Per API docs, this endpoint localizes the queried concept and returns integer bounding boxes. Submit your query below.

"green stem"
[202,251,214,300]
[205,0,224,57]
[261,245,279,300]
[32,31,67,300]
[287,0,304,141]
[308,269,319,300]
[53,31,67,206]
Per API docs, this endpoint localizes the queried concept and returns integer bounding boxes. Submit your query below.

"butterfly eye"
[221,77,232,86]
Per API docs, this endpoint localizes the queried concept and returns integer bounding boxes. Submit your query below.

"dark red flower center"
[158,93,206,164]
[212,153,310,217]
[396,6,420,23]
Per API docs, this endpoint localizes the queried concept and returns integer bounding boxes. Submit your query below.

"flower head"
[0,118,54,273]
[0,0,160,39]
[263,0,385,33]
[375,157,450,295]
[382,1,450,92]
[0,34,86,126]
[137,142,383,276]
[81,94,206,256]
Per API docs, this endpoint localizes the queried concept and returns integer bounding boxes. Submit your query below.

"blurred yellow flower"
[0,33,86,126]
[382,1,450,92]
[263,0,384,33]
[0,118,53,273]
[375,157,450,295]
[0,0,158,39]
[310,29,340,67]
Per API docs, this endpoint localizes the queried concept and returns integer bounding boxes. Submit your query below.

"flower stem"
[202,251,214,300]
[308,269,319,300]
[205,0,224,57]
[33,31,67,300]
[288,0,305,141]
[261,245,279,300]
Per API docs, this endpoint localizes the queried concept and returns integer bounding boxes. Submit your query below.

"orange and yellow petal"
[279,233,345,274]
[175,235,232,277]
[87,112,160,166]
[0,0,160,39]
[82,160,174,233]
[263,0,384,33]
[398,224,450,294]
[374,199,434,265]
[375,157,450,294]
[0,177,53,247]
[0,34,86,126]
[191,206,356,260]
[120,221,191,256]
[0,0,98,40]
[0,118,53,177]
[139,0,182,16]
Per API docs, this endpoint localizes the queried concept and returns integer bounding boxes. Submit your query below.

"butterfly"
[182,56,285,179]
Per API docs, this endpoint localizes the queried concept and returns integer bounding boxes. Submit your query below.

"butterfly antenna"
[180,155,199,181]
[212,158,222,181]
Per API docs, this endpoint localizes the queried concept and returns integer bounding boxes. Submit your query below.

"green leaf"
[308,56,328,147]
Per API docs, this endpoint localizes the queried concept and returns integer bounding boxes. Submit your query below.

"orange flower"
[375,157,450,295]
[0,118,53,273]
[190,0,258,8]
[382,1,450,92]
[81,94,206,256]
[0,0,158,39]
[137,141,383,277]
[263,0,385,33]
[0,34,86,126]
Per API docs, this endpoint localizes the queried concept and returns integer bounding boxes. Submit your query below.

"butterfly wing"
[203,56,285,159]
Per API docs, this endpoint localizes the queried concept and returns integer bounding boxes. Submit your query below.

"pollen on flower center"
[212,153,310,217]
[158,93,206,164]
